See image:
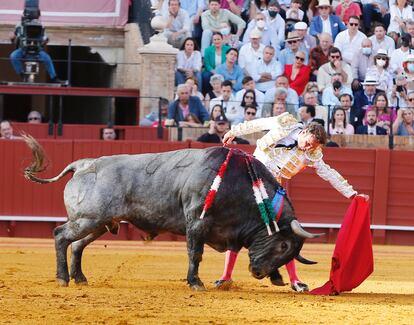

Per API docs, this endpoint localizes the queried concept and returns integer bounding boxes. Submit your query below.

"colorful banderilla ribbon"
[199,148,233,219]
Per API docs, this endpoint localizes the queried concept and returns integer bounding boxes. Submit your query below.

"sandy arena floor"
[0,238,413,325]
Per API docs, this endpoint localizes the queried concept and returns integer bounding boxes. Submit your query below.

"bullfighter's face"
[297,131,319,152]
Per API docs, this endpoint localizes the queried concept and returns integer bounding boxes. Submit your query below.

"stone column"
[138,16,178,120]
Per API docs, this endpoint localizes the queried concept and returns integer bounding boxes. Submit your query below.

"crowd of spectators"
[147,0,414,142]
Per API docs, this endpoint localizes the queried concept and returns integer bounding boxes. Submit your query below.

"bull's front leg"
[186,226,206,291]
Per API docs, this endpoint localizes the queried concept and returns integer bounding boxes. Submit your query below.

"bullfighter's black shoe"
[291,281,309,292]
[214,279,233,290]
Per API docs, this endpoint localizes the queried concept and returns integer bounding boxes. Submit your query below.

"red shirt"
[284,64,311,96]
[335,3,362,24]
[220,0,244,9]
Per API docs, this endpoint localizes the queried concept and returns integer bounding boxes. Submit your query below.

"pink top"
[220,0,244,9]
[335,3,362,24]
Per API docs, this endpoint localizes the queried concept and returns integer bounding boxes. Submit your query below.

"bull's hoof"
[291,281,309,292]
[270,277,285,286]
[214,279,233,291]
[74,280,88,286]
[190,284,206,291]
[56,278,69,287]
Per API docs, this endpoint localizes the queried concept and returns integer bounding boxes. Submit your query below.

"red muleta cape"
[310,196,374,295]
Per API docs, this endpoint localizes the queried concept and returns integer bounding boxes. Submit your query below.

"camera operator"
[9,6,60,83]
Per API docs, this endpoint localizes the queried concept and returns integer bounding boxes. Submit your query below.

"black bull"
[23,136,319,290]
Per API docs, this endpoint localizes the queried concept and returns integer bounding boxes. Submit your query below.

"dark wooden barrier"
[0,139,413,244]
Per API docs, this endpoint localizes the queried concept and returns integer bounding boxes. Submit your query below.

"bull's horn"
[290,220,324,239]
[295,254,317,265]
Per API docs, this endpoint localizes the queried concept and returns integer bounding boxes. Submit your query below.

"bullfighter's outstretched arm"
[312,159,358,199]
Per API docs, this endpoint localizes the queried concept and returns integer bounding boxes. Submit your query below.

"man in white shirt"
[162,0,191,49]
[262,0,285,52]
[250,45,283,93]
[264,75,299,115]
[242,12,272,46]
[369,23,395,56]
[210,80,243,125]
[390,33,412,74]
[334,16,367,65]
[235,76,265,117]
[238,29,265,73]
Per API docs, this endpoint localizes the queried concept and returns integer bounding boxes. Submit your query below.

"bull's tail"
[23,134,77,184]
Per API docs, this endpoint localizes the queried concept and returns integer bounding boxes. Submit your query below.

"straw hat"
[317,0,331,7]
[285,31,301,42]
[361,74,379,86]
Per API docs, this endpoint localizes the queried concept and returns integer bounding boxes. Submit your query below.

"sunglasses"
[28,117,40,121]
[408,98,414,102]
[330,55,340,59]
[246,111,256,115]
[288,40,298,44]
[295,56,305,62]
[349,23,359,27]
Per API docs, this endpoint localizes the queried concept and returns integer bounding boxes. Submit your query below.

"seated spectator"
[335,0,362,25]
[286,0,305,22]
[356,109,387,135]
[102,127,117,141]
[284,50,311,96]
[366,49,393,94]
[220,0,244,16]
[201,0,246,55]
[264,75,299,115]
[309,0,346,42]
[300,81,322,105]
[27,110,42,124]
[329,107,355,135]
[175,38,202,91]
[162,0,191,49]
[238,29,265,73]
[185,77,204,101]
[140,98,169,127]
[235,76,265,116]
[210,80,243,125]
[351,38,375,91]
[202,32,230,94]
[392,107,414,135]
[366,92,396,134]
[369,23,395,55]
[242,12,272,46]
[390,33,411,74]
[279,31,308,68]
[215,48,244,91]
[317,47,353,92]
[353,74,383,112]
[262,0,285,52]
[242,104,258,122]
[340,93,364,129]
[0,120,22,140]
[197,114,249,144]
[272,101,287,117]
[322,72,353,108]
[209,104,226,121]
[205,74,224,108]
[334,16,367,65]
[251,45,282,93]
[389,72,409,109]
[302,90,328,129]
[179,113,204,127]
[167,84,209,125]
[238,89,258,121]
[309,32,333,81]
[388,0,413,35]
[298,105,316,126]
[295,22,317,53]
[402,54,414,92]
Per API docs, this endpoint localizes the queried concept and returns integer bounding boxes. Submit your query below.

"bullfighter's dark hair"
[304,122,327,145]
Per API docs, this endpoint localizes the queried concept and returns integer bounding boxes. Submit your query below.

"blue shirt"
[215,63,244,91]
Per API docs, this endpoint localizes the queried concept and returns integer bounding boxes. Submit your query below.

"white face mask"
[376,58,386,67]
[256,20,266,29]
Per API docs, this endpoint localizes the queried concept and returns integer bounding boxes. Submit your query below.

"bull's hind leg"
[54,219,103,286]
[186,226,206,291]
[70,225,107,285]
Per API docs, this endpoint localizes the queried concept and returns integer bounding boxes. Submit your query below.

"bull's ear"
[290,220,324,239]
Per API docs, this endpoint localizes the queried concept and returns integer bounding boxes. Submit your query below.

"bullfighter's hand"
[223,131,235,146]
[356,193,369,202]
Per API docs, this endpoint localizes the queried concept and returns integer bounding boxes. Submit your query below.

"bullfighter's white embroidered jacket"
[230,112,357,198]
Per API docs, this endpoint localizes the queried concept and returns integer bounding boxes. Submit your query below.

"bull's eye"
[281,242,288,250]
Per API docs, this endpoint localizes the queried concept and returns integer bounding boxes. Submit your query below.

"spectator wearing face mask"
[242,12,272,46]
[402,54,414,91]
[366,49,393,94]
[351,38,375,92]
[262,0,285,52]
[201,0,246,56]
